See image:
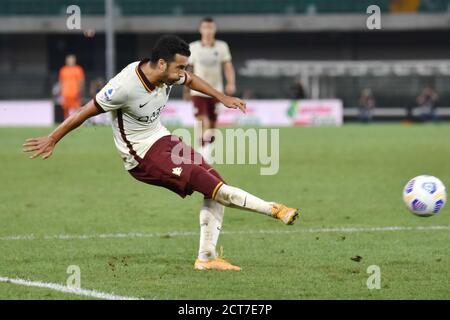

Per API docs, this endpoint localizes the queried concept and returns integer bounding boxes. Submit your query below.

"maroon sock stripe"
[117,110,142,163]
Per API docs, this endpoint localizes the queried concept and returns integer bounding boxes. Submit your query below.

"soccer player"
[183,17,235,163]
[23,35,299,271]
[59,54,85,120]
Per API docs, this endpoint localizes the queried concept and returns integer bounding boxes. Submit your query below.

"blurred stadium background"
[1,0,450,125]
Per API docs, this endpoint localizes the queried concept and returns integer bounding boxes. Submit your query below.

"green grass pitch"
[0,124,449,299]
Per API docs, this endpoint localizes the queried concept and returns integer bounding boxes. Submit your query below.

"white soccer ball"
[403,175,447,217]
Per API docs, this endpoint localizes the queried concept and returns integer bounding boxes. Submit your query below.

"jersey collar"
[201,39,216,47]
[136,59,156,92]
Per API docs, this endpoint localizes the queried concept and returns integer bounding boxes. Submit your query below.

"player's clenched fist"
[22,136,56,159]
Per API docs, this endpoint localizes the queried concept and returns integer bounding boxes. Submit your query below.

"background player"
[23,35,298,271]
[58,54,85,120]
[183,17,236,163]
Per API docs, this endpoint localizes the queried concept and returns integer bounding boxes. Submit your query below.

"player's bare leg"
[195,115,207,150]
[196,115,214,164]
[201,117,216,164]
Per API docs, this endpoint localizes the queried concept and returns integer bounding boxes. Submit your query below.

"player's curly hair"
[150,35,191,64]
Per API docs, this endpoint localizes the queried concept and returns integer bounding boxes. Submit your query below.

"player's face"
[162,54,189,85]
[199,21,216,39]
[66,55,76,66]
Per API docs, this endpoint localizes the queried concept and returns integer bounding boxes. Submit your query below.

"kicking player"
[183,17,235,163]
[23,35,299,271]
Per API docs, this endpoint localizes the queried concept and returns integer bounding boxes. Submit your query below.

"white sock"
[198,199,225,261]
[214,184,273,216]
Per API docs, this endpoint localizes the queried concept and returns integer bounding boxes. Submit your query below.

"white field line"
[0,276,142,300]
[0,225,449,242]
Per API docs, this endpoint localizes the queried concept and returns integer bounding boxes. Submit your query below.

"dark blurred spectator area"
[1,31,450,108]
[1,0,450,108]
[1,0,449,15]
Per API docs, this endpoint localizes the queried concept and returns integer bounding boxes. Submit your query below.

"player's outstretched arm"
[22,99,101,160]
[184,71,246,114]
[223,61,236,96]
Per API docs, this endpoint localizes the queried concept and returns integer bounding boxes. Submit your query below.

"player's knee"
[196,115,209,127]
[203,198,225,216]
[214,184,241,206]
[189,165,223,198]
[215,184,249,209]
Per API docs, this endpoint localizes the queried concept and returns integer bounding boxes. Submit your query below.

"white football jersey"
[188,40,231,97]
[95,59,188,170]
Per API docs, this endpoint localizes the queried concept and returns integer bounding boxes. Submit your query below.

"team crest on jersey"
[172,167,182,177]
[104,87,115,101]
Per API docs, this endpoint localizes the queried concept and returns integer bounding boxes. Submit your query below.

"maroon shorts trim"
[128,135,225,198]
[192,96,218,122]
